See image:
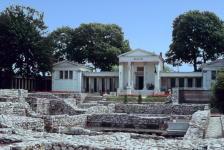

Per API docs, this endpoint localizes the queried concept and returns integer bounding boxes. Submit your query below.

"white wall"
[53,70,78,91]
[146,62,155,85]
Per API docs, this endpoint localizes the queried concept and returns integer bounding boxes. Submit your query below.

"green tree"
[67,23,132,71]
[166,10,224,71]
[164,65,174,72]
[0,4,54,84]
[123,93,128,104]
[137,92,142,104]
[47,26,75,61]
[111,66,119,72]
[210,68,224,114]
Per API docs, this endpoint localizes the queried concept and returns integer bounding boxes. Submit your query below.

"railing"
[179,90,212,104]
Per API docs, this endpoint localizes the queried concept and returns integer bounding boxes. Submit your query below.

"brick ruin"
[0,89,223,150]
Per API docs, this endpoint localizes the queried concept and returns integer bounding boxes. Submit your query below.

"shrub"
[138,92,142,104]
[210,68,224,114]
[123,93,128,104]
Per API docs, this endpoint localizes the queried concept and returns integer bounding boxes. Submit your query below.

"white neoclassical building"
[52,48,224,96]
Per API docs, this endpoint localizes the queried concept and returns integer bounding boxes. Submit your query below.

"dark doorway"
[94,78,97,92]
[102,78,105,92]
[139,76,143,90]
[86,78,89,92]
[171,78,175,92]
[110,78,113,92]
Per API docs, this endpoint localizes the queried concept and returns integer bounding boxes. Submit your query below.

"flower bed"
[147,94,169,97]
[118,94,138,97]
[28,90,78,93]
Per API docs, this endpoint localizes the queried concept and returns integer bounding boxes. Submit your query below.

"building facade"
[52,48,224,96]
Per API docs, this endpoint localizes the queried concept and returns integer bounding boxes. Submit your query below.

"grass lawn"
[86,94,102,97]
[106,96,166,102]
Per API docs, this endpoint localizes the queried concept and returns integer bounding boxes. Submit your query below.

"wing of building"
[52,49,224,96]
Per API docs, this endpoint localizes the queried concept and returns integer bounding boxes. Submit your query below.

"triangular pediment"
[118,48,158,57]
[202,59,224,67]
[53,60,80,67]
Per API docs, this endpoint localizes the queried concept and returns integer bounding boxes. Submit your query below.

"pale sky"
[1,0,224,72]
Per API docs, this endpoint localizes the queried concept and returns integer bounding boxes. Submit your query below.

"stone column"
[118,62,123,90]
[127,62,131,94]
[97,77,99,92]
[77,71,82,92]
[18,79,20,89]
[193,77,196,89]
[113,77,115,92]
[154,62,160,94]
[105,77,107,92]
[167,77,170,89]
[83,77,85,92]
[175,78,179,87]
[25,80,27,89]
[89,77,91,93]
[143,62,147,90]
[21,79,23,89]
[131,62,135,90]
[203,71,207,90]
[184,77,187,89]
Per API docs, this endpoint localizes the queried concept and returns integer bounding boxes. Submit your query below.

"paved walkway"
[205,117,222,138]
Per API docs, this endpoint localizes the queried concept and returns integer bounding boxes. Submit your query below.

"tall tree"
[166,10,224,71]
[0,4,54,84]
[47,26,75,61]
[66,23,132,71]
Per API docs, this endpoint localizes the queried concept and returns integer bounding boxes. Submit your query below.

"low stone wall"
[25,97,50,115]
[25,97,82,115]
[87,113,169,130]
[49,99,85,115]
[0,89,28,97]
[42,114,88,131]
[170,115,192,121]
[28,93,59,99]
[184,110,210,140]
[0,100,37,117]
[52,126,103,136]
[115,103,207,115]
[221,115,224,137]
[74,93,87,104]
[28,92,87,105]
[77,103,101,109]
[0,114,44,131]
[85,104,115,114]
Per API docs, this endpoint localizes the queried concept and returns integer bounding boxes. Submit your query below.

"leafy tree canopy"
[164,65,174,72]
[66,23,132,71]
[210,68,224,114]
[166,10,224,71]
[111,66,119,72]
[0,3,54,83]
[47,26,75,61]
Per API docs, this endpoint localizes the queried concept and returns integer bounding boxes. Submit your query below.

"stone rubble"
[0,90,223,150]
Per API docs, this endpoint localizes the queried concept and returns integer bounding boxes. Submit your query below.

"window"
[60,71,63,79]
[188,78,192,87]
[212,71,216,80]
[196,78,202,87]
[179,78,184,87]
[137,67,144,71]
[65,71,68,79]
[69,71,73,79]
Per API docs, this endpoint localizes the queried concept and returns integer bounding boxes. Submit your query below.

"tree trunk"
[194,56,197,72]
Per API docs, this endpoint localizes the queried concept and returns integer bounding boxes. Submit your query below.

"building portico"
[117,48,164,95]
